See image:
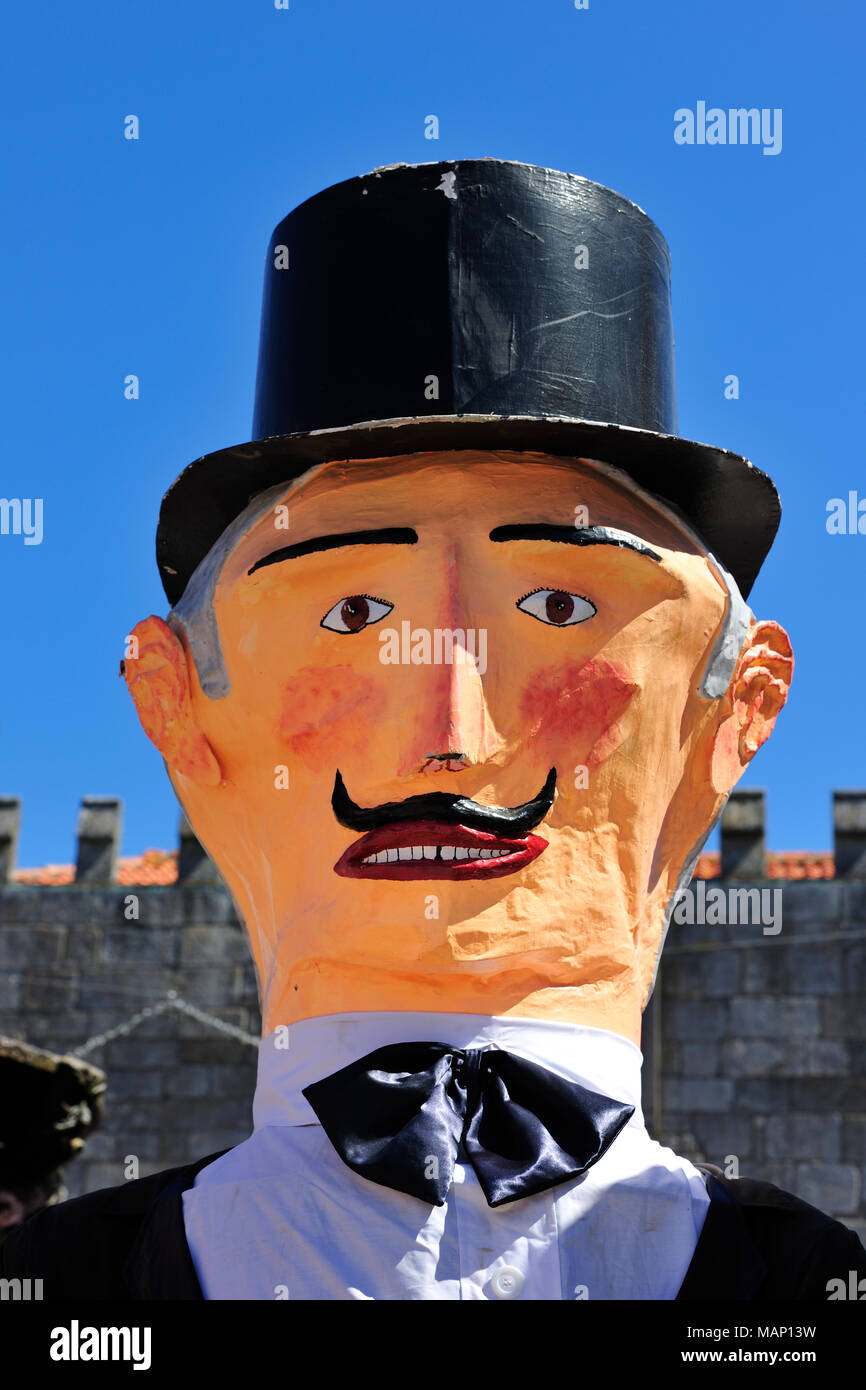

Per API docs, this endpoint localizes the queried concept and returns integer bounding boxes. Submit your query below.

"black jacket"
[2,1155,864,1300]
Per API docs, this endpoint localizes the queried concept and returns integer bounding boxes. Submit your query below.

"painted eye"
[517,589,596,627]
[320,595,393,633]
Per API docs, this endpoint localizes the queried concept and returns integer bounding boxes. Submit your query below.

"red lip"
[334,820,548,881]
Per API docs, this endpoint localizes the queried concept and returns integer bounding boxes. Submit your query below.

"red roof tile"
[13,851,179,887]
[694,852,834,880]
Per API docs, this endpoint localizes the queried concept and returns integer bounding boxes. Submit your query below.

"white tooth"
[467,848,481,859]
[412,846,424,860]
[375,851,389,863]
[362,856,374,865]
[398,847,413,861]
[479,849,493,859]
[440,846,456,861]
[423,846,437,860]
[387,848,399,862]
[455,847,469,860]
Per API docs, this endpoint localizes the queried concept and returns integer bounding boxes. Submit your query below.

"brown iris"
[545,591,575,625]
[341,596,370,632]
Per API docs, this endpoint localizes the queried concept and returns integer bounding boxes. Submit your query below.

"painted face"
[134,451,790,1043]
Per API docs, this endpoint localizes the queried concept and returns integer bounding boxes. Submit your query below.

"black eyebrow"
[248,527,419,575]
[489,524,662,562]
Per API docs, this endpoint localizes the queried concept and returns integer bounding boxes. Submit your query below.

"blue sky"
[1,0,862,865]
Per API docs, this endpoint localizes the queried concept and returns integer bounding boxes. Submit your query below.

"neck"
[261,963,644,1046]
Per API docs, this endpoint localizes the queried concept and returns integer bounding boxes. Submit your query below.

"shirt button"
[490,1266,525,1299]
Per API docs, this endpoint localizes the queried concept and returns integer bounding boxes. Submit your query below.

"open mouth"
[334,820,548,880]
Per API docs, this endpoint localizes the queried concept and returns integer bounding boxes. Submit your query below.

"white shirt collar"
[252,1011,645,1131]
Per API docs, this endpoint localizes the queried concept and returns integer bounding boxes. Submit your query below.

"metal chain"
[71,991,259,1057]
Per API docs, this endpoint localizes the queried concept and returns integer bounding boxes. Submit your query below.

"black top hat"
[157,158,780,605]
[0,1037,105,1192]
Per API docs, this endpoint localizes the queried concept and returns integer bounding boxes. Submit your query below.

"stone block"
[664,998,729,1041]
[795,1163,861,1216]
[822,997,866,1041]
[103,1069,162,1100]
[791,1078,866,1110]
[208,1064,257,1097]
[99,927,178,967]
[0,889,55,924]
[748,1161,797,1193]
[663,1078,734,1114]
[842,1116,866,1161]
[730,996,820,1038]
[179,924,254,966]
[115,1133,165,1162]
[80,1131,121,1159]
[0,926,65,967]
[786,1040,849,1077]
[177,815,224,886]
[0,798,20,883]
[786,944,842,995]
[173,965,247,1008]
[0,972,20,1009]
[834,791,866,879]
[84,1161,129,1192]
[179,1037,253,1066]
[841,883,866,923]
[130,890,187,928]
[99,1098,157,1133]
[77,967,175,1011]
[742,947,788,995]
[680,1042,720,1077]
[75,797,122,884]
[163,1066,212,1099]
[779,883,842,932]
[723,1038,787,1077]
[691,1115,754,1162]
[63,926,103,966]
[179,888,239,926]
[17,1010,91,1045]
[720,790,765,878]
[101,1038,180,1068]
[766,1113,841,1162]
[696,951,741,998]
[22,971,79,1011]
[157,1097,228,1132]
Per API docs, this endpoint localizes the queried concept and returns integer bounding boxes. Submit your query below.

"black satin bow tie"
[302,1042,634,1208]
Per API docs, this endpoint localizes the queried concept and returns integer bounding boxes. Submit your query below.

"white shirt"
[182,1012,710,1300]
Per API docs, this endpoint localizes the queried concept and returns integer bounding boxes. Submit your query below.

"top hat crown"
[157,158,780,605]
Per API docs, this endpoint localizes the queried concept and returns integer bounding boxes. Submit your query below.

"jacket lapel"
[122,1154,225,1300]
[676,1170,767,1300]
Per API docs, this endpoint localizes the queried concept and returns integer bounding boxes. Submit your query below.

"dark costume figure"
[0,1037,104,1243]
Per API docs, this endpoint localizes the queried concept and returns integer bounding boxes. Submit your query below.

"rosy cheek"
[519,658,639,769]
[278,665,381,767]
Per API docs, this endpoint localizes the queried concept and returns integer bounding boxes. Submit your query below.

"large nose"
[410,632,507,775]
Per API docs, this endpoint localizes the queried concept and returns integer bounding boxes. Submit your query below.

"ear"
[710,619,794,793]
[121,616,221,787]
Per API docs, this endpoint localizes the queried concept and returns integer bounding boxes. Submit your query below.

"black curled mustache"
[332,768,556,837]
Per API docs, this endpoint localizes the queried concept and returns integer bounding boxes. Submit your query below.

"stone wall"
[0,882,260,1197]
[1,789,864,1246]
[651,878,866,1245]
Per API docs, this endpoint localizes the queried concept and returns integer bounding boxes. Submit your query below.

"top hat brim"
[156,414,780,608]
